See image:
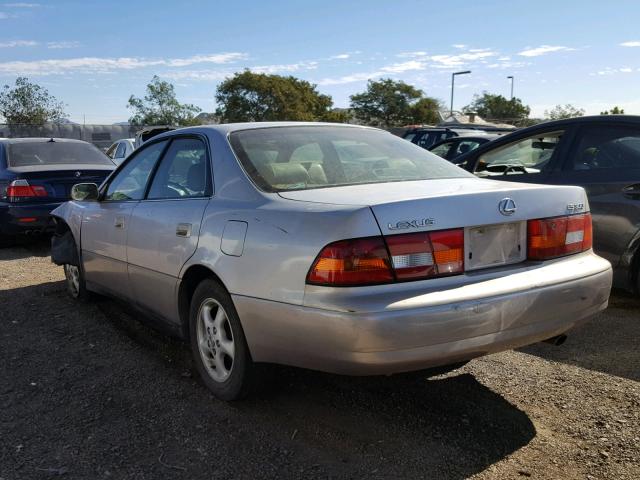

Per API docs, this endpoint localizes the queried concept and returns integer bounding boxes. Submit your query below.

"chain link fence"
[0,123,152,151]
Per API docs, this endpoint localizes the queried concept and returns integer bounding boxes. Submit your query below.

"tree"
[0,77,66,125]
[464,92,530,123]
[349,79,441,127]
[600,106,625,115]
[128,75,201,126]
[215,70,343,123]
[544,104,585,120]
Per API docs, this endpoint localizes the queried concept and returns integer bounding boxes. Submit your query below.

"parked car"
[428,134,500,162]
[134,126,175,149]
[0,138,115,246]
[105,138,134,164]
[51,123,612,400]
[404,125,513,150]
[456,115,640,292]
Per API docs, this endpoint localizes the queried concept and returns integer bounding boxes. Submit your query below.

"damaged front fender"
[50,202,84,266]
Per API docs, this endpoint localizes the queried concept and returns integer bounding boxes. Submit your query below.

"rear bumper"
[0,201,61,235]
[234,252,612,375]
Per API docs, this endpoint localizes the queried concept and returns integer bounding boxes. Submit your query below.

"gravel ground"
[1,239,639,480]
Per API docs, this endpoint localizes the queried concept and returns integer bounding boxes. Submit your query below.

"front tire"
[189,279,258,401]
[63,263,89,300]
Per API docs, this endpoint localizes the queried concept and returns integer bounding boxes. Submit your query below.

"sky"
[0,0,639,123]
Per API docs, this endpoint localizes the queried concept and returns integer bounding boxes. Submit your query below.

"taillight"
[306,237,394,286]
[528,213,592,260]
[6,179,48,201]
[387,229,464,280]
[307,228,464,286]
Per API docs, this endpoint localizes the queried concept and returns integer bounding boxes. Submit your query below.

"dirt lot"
[1,240,639,480]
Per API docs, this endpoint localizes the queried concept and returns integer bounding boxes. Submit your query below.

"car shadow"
[0,235,51,261]
[518,290,640,382]
[1,282,535,479]
[93,297,535,479]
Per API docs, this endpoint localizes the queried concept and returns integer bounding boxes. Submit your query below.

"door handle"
[176,223,192,238]
[622,184,640,198]
[114,215,125,229]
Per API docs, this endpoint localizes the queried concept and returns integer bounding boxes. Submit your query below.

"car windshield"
[229,126,472,192]
[7,141,114,167]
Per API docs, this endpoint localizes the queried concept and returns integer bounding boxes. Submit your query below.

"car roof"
[0,137,93,145]
[169,122,380,135]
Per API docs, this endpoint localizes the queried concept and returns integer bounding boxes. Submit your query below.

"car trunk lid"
[6,165,113,202]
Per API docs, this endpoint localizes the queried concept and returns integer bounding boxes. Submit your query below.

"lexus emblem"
[498,197,517,216]
[74,171,82,178]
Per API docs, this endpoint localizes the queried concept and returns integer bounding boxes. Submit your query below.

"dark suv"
[456,115,640,292]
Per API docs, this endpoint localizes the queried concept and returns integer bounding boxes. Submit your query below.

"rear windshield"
[229,126,472,192]
[7,141,115,167]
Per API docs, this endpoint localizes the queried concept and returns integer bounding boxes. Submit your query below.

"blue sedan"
[0,138,115,246]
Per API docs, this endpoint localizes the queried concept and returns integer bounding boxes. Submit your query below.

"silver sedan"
[51,123,613,400]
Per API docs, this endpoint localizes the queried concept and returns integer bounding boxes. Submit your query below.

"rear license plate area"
[465,221,526,271]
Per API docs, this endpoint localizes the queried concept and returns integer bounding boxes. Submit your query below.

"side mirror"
[71,183,99,201]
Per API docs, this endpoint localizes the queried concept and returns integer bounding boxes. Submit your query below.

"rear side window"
[7,141,114,167]
[229,126,472,192]
[147,137,210,199]
[570,125,640,170]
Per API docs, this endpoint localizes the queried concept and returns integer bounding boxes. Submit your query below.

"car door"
[468,127,572,185]
[80,139,168,299]
[126,136,212,324]
[544,122,640,265]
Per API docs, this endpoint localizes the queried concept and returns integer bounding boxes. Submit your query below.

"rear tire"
[189,279,261,401]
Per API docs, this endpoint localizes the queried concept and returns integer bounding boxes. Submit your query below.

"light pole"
[450,70,471,116]
[507,75,514,100]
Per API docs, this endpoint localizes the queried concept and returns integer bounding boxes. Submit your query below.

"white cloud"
[162,70,231,81]
[397,51,428,58]
[517,45,575,57]
[593,66,636,76]
[452,44,466,49]
[317,71,379,86]
[380,60,426,73]
[620,41,640,47]
[4,2,40,6]
[0,12,8,18]
[47,41,80,49]
[251,61,318,74]
[0,52,248,75]
[0,39,36,47]
[430,49,498,67]
[165,52,247,67]
[329,53,350,60]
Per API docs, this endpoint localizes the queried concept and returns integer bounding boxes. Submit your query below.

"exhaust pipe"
[542,334,567,346]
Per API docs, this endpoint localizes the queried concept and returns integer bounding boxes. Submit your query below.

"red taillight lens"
[306,237,394,286]
[6,180,48,201]
[387,229,464,280]
[308,228,465,286]
[528,213,592,260]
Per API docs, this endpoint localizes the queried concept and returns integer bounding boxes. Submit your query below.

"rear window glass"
[229,126,472,192]
[7,141,115,167]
